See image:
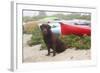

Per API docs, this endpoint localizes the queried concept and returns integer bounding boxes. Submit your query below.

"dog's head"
[40,24,51,35]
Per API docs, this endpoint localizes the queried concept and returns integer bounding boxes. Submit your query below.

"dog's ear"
[40,25,42,30]
[48,25,51,29]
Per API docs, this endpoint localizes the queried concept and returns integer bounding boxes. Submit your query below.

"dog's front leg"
[46,45,50,56]
[52,45,56,56]
[47,48,50,56]
[52,37,56,56]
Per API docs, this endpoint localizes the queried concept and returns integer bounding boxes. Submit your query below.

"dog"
[40,24,66,56]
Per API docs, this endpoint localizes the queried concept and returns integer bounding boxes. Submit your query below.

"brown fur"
[40,24,66,56]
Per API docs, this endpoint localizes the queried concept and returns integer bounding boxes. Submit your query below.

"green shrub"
[40,34,91,50]
[60,35,91,49]
[40,40,47,50]
[30,27,91,49]
[28,25,43,46]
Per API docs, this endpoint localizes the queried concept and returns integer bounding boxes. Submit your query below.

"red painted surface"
[60,22,91,36]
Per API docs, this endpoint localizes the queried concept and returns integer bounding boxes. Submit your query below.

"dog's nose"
[43,29,47,32]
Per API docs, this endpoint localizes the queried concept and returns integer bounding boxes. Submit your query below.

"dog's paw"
[53,54,56,56]
[46,54,50,56]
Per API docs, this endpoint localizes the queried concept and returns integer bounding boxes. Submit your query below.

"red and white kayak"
[60,22,91,36]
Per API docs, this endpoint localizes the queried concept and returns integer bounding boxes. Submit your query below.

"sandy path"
[23,34,91,63]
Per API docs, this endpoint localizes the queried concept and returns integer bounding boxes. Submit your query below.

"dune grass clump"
[60,35,91,49]
[40,34,91,50]
[23,21,39,34]
[28,25,91,49]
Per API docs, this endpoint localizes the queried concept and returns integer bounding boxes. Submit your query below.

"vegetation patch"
[23,21,39,34]
[27,24,91,50]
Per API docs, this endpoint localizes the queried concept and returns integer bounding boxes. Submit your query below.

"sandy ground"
[23,34,91,63]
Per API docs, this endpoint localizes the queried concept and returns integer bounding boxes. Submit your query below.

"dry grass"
[23,21,39,34]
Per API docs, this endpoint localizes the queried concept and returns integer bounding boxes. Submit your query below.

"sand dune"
[23,34,91,63]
